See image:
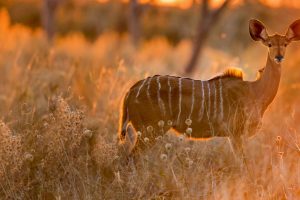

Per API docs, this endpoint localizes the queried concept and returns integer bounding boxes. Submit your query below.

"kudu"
[118,19,300,156]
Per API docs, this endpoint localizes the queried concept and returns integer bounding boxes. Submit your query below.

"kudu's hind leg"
[118,123,139,166]
[118,121,152,158]
[228,136,246,163]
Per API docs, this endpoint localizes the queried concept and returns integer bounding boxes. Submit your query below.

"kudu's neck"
[252,53,281,111]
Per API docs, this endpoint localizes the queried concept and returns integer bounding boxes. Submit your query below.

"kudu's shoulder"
[209,67,244,81]
[129,70,249,94]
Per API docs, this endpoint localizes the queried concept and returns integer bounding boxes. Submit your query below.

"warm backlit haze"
[97,0,300,8]
[96,0,192,8]
[1,0,300,199]
[157,0,300,8]
[97,0,237,8]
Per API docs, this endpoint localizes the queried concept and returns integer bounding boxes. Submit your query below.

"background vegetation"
[0,0,300,199]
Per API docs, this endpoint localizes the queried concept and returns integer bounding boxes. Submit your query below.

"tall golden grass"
[0,9,300,199]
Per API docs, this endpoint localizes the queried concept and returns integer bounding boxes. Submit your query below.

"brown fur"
[118,19,300,156]
[222,67,244,79]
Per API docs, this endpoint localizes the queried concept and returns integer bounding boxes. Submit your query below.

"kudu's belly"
[129,101,241,139]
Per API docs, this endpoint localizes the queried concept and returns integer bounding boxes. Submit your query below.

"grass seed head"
[165,143,172,151]
[160,153,168,161]
[186,158,194,168]
[185,118,192,126]
[144,137,150,143]
[178,135,185,142]
[155,136,162,140]
[83,129,93,138]
[137,131,142,137]
[147,126,153,133]
[24,152,34,162]
[186,128,192,135]
[158,120,165,128]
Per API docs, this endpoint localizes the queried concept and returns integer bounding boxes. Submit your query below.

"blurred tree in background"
[42,0,61,41]
[128,0,141,46]
[184,0,231,74]
[0,0,299,73]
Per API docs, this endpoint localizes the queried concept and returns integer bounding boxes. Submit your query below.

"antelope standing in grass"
[118,19,300,156]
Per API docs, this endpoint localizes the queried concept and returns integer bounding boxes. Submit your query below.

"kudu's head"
[249,19,300,64]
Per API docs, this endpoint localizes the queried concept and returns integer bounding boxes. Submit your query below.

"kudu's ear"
[286,19,300,41]
[249,19,268,42]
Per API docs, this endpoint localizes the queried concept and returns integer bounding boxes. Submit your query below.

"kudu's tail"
[118,92,129,142]
[118,92,138,157]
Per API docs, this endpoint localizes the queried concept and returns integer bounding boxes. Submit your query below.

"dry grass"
[1,9,300,199]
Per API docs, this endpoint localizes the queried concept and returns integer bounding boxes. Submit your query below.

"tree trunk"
[184,0,231,75]
[128,0,141,47]
[185,17,210,74]
[42,0,59,41]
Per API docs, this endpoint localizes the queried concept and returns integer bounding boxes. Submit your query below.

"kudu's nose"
[275,55,284,62]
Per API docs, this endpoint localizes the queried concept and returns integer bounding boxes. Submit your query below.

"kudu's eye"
[284,43,287,47]
[268,44,272,47]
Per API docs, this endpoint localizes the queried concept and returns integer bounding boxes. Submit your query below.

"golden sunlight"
[96,0,239,9]
[262,0,300,8]
[159,0,177,3]
[157,0,191,8]
[96,0,300,9]
[96,0,192,9]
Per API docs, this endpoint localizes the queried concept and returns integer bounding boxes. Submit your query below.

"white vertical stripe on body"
[157,76,166,117]
[136,78,148,99]
[219,78,224,120]
[177,78,182,125]
[146,76,153,103]
[207,81,211,118]
[198,81,205,122]
[188,80,195,119]
[213,81,217,119]
[167,76,173,116]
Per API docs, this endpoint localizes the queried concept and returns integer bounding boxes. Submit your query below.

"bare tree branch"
[42,0,61,41]
[184,0,231,75]
[127,0,157,47]
[202,0,209,18]
[128,0,145,47]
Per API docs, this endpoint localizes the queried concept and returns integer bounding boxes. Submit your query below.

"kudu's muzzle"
[275,55,284,63]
